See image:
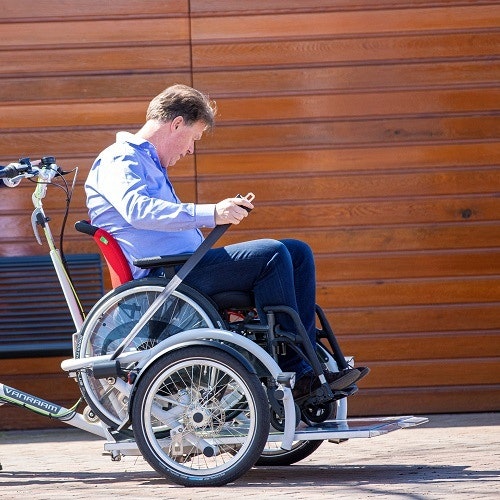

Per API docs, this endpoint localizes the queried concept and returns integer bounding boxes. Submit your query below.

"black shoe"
[325,368,365,391]
[293,368,361,400]
[355,366,370,382]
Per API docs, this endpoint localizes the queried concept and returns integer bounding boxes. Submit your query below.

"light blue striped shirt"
[85,132,215,278]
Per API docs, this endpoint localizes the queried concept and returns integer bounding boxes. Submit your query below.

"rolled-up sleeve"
[195,204,217,228]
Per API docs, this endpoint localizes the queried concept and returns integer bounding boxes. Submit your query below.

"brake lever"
[31,208,44,245]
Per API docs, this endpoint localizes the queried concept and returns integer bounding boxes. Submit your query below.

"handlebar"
[0,156,67,189]
[0,162,32,179]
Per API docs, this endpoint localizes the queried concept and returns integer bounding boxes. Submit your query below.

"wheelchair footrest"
[285,416,429,442]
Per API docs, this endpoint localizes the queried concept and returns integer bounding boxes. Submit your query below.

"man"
[85,84,368,400]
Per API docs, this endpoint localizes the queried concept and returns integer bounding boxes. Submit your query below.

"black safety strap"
[177,223,230,281]
[109,223,231,360]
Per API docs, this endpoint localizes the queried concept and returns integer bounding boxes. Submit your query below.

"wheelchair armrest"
[133,253,193,270]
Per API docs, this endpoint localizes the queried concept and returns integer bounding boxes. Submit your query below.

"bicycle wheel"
[76,277,223,428]
[131,345,270,487]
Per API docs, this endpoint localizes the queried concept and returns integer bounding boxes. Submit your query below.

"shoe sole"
[355,366,370,382]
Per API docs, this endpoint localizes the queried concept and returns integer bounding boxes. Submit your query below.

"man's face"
[158,117,206,167]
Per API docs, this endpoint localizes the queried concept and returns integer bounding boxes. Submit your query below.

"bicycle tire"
[75,277,223,428]
[131,345,270,486]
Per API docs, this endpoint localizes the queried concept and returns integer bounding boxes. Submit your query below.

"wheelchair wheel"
[256,439,323,466]
[131,345,270,487]
[75,278,223,428]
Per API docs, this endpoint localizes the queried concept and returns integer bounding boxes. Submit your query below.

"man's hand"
[215,196,254,225]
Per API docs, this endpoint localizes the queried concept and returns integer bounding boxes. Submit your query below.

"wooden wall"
[0,0,499,428]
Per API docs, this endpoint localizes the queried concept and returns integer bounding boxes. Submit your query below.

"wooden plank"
[198,167,500,201]
[3,0,188,20]
[317,277,500,307]
[194,60,500,95]
[192,32,499,68]
[353,358,500,389]
[315,250,500,281]
[209,196,500,229]
[0,101,147,129]
[0,356,67,375]
[329,303,500,335]
[0,73,191,102]
[208,89,500,122]
[198,117,499,151]
[0,376,80,400]
[190,0,495,16]
[218,223,500,253]
[195,143,500,175]
[4,88,498,129]
[341,331,500,361]
[204,117,500,154]
[4,143,498,177]
[0,18,189,47]
[0,129,148,157]
[191,6,498,40]
[0,45,191,76]
[349,385,500,416]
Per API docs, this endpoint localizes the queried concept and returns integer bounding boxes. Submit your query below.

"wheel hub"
[184,396,225,431]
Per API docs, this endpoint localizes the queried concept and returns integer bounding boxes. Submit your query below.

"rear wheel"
[131,345,270,487]
[256,439,323,466]
[75,278,223,427]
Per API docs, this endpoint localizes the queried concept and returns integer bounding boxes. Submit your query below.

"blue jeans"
[180,238,316,379]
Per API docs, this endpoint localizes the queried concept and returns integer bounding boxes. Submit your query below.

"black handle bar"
[0,163,31,179]
[0,156,68,180]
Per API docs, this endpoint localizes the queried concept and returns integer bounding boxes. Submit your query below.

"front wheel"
[131,345,270,487]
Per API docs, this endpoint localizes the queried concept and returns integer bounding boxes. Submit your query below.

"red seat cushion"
[93,227,133,288]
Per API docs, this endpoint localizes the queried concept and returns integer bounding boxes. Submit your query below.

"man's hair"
[146,84,217,130]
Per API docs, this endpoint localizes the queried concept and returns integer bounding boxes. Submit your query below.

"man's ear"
[171,116,184,131]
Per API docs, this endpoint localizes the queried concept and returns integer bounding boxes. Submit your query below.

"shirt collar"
[116,131,163,169]
[116,131,150,148]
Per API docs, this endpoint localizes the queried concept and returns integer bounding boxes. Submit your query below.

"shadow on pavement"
[0,463,497,488]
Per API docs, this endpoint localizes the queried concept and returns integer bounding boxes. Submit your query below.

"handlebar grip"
[0,163,30,179]
[74,220,98,236]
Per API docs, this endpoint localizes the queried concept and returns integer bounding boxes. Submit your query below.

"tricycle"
[0,157,427,486]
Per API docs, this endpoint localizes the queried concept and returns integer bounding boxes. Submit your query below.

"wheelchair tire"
[131,345,270,487]
[75,277,223,428]
[255,439,323,466]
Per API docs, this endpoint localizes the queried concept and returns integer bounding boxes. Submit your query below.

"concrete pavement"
[0,412,498,499]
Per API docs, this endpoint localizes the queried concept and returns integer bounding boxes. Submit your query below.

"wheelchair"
[73,220,360,484]
[0,159,428,488]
